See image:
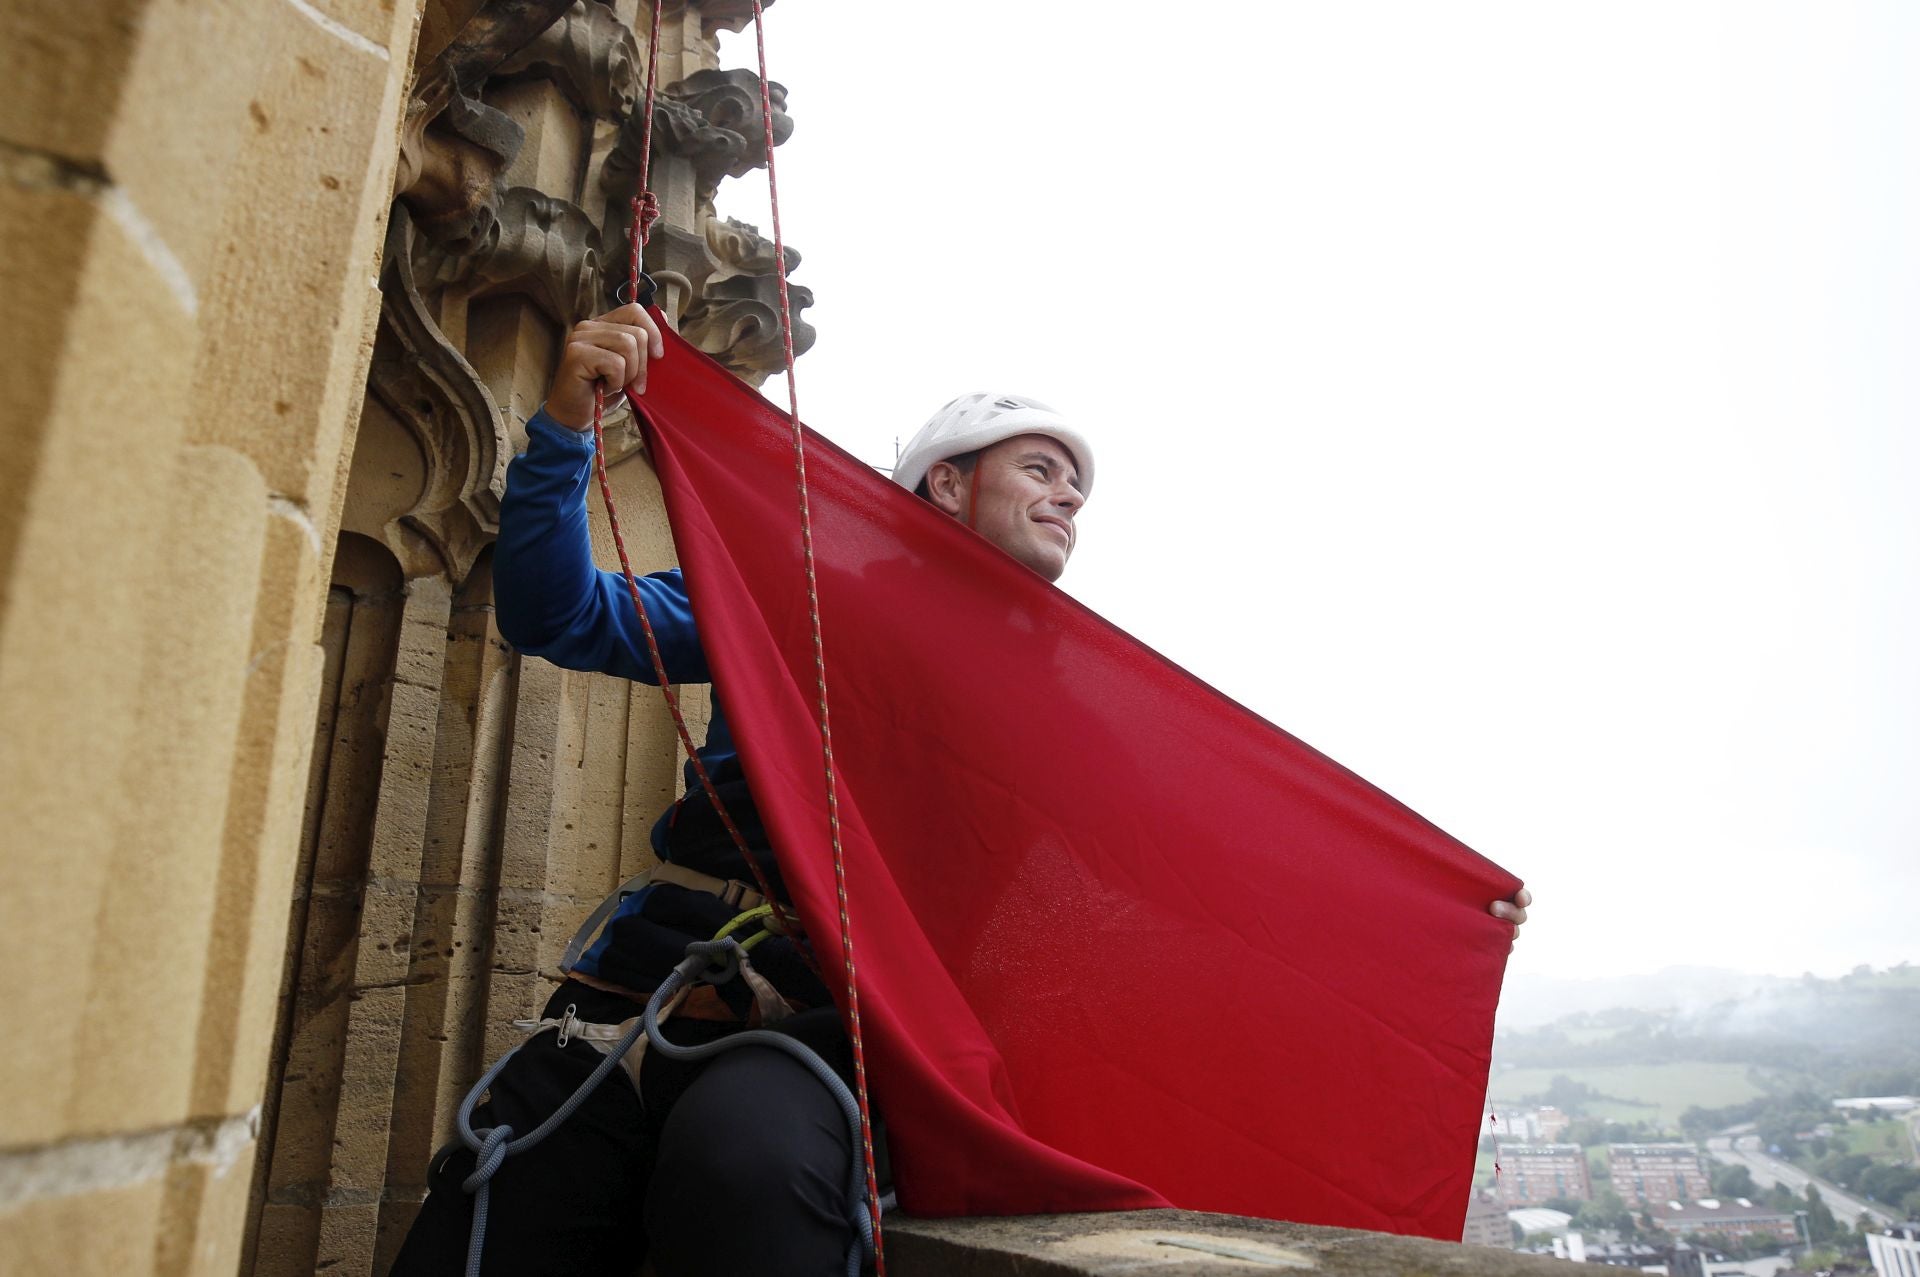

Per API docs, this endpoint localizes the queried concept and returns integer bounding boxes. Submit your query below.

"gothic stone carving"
[366,207,511,581]
[494,0,641,120]
[665,67,794,189]
[605,68,791,216]
[681,270,816,387]
[397,0,574,250]
[417,185,603,326]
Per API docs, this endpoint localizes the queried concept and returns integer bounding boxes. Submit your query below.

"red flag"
[629,325,1519,1238]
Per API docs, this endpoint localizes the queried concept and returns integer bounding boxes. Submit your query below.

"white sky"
[715,3,1920,983]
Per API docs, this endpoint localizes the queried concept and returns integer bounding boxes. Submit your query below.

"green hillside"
[1485,1062,1766,1131]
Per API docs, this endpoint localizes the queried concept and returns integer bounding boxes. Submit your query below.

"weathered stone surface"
[60,447,268,1143]
[495,0,642,118]
[0,1169,168,1277]
[0,174,198,1144]
[887,1211,1585,1277]
[185,0,415,514]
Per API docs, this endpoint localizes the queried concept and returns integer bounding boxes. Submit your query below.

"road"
[1706,1133,1895,1229]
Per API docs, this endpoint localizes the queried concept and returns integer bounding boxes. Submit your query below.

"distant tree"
[1816,1152,1873,1190]
[1805,1183,1841,1243]
[1843,1065,1920,1096]
[1543,1195,1587,1217]
[1574,1189,1639,1238]
[1567,1117,1661,1145]
[1711,1164,1759,1198]
[1859,1163,1920,1205]
[1534,1074,1601,1114]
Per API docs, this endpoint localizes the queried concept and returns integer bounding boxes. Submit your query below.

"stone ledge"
[887,1209,1582,1276]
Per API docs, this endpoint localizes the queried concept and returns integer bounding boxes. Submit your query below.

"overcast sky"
[714,3,1919,984]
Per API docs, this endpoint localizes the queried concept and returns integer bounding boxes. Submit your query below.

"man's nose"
[1053,481,1085,514]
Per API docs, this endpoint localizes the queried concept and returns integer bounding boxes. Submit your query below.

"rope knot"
[632,191,661,243]
[461,1124,514,1194]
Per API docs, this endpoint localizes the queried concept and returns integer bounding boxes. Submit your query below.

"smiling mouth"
[1034,518,1071,541]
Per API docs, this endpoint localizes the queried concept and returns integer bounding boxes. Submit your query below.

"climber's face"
[923,434,1084,582]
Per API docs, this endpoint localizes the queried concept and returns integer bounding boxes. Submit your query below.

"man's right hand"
[544,303,666,431]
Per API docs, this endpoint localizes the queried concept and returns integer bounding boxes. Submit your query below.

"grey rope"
[643,940,876,1277]
[450,938,877,1277]
[453,1011,647,1277]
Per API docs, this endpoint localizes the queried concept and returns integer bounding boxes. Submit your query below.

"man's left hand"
[1489,887,1532,952]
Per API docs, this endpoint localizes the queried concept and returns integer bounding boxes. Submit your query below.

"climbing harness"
[556,859,776,976]
[450,934,873,1277]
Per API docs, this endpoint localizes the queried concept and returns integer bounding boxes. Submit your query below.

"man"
[392,303,1531,1276]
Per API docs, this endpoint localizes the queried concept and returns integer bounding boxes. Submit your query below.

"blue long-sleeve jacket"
[493,409,741,853]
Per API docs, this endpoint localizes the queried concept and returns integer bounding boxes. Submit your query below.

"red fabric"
[628,326,1520,1239]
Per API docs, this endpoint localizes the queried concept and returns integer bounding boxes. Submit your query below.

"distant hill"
[1498,965,1797,1029]
[1489,963,1920,1117]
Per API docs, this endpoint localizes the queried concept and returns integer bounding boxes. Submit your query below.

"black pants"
[389,981,857,1277]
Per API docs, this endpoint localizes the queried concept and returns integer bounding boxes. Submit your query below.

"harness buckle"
[555,1003,578,1048]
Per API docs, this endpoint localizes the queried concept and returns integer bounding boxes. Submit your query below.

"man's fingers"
[575,346,629,391]
[569,326,646,386]
[1488,899,1529,926]
[599,303,666,360]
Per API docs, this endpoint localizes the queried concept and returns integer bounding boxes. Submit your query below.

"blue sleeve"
[493,408,709,685]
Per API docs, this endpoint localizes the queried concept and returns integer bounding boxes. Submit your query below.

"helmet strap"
[965,458,983,529]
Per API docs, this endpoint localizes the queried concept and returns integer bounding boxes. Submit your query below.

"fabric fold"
[623,322,1519,1239]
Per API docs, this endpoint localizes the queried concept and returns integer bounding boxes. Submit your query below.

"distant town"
[1462,962,1920,1276]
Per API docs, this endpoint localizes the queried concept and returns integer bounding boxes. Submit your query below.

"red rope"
[749,4,887,1271]
[589,0,795,938]
[588,4,884,1263]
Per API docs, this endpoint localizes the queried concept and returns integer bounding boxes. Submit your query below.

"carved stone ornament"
[680,271,816,387]
[395,0,575,250]
[664,68,794,182]
[704,215,796,280]
[396,87,525,251]
[366,205,512,582]
[494,0,641,119]
[693,0,770,38]
[605,68,792,211]
[416,185,603,326]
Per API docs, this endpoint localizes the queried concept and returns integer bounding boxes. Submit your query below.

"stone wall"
[0,2,805,1273]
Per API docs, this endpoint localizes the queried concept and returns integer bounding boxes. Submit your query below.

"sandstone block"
[186,0,413,512]
[63,447,269,1139]
[193,506,330,1117]
[250,1200,323,1277]
[327,984,407,1194]
[314,1197,381,1277]
[0,1170,166,1277]
[887,1210,1587,1276]
[197,637,329,1117]
[0,181,200,1137]
[297,0,419,49]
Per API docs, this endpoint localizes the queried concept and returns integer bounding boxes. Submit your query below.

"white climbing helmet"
[891,392,1093,498]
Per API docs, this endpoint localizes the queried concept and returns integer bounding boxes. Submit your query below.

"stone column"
[0,1,425,1274]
